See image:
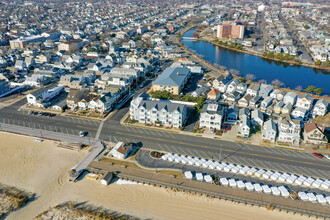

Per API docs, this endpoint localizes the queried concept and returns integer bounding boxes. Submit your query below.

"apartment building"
[130,96,187,128]
[151,67,190,95]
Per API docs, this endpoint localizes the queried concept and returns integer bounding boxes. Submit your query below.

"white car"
[325,155,330,160]
[79,131,85,137]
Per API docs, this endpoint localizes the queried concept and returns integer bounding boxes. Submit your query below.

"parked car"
[312,153,323,158]
[79,131,86,137]
[38,112,43,116]
[325,155,330,160]
[28,110,33,115]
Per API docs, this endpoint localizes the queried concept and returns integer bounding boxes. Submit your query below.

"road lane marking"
[115,131,330,169]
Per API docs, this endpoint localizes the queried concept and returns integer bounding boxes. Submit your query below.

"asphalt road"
[137,150,329,196]
[0,91,329,179]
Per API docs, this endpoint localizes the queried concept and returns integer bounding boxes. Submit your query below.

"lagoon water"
[182,29,330,95]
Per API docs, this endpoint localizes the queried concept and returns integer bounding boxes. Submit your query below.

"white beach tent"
[262,171,274,179]
[220,178,229,186]
[184,171,193,179]
[262,185,271,194]
[174,157,182,163]
[307,193,317,203]
[204,175,213,183]
[216,164,225,171]
[303,177,315,187]
[196,173,204,181]
[312,179,323,188]
[229,179,237,187]
[270,173,280,181]
[168,156,175,162]
[316,194,326,204]
[162,154,169,160]
[202,162,210,168]
[320,182,329,190]
[294,176,307,185]
[239,166,250,175]
[231,166,240,174]
[280,189,289,197]
[247,167,258,175]
[254,183,263,192]
[245,182,254,191]
[254,169,266,177]
[278,186,289,197]
[181,158,188,165]
[223,164,233,172]
[188,159,195,165]
[278,173,290,182]
[298,192,308,201]
[286,175,298,184]
[195,161,202,167]
[326,196,330,205]
[237,180,246,189]
[271,187,281,196]
[208,163,216,169]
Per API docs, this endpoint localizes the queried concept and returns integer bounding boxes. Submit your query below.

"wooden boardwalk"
[89,161,330,218]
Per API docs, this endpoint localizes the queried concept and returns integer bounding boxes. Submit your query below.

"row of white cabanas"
[298,192,330,205]
[184,171,290,197]
[161,153,330,191]
[184,171,330,205]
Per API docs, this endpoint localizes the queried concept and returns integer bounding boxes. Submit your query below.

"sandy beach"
[0,132,314,220]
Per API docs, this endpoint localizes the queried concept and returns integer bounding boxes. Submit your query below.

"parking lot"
[135,140,330,179]
[0,110,100,138]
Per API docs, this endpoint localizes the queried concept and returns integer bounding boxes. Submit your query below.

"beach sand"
[0,132,314,220]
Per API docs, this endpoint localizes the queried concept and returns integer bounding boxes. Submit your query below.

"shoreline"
[202,38,330,71]
[177,27,330,100]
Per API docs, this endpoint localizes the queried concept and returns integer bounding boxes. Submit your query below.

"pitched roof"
[139,100,186,113]
[208,88,220,96]
[153,67,190,87]
[304,123,325,133]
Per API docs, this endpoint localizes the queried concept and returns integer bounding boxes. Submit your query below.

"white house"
[199,102,225,131]
[312,99,328,117]
[278,114,301,145]
[237,115,250,138]
[27,85,64,107]
[262,119,277,143]
[24,74,48,87]
[295,94,314,110]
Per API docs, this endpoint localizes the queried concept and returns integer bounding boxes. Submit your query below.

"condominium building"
[217,24,244,39]
[199,102,225,131]
[130,95,187,128]
[151,67,191,95]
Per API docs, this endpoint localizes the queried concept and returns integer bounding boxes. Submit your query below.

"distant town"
[0,0,329,219]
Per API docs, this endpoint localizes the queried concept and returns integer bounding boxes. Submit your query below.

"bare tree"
[258,79,267,84]
[214,63,226,71]
[245,74,255,81]
[229,69,240,75]
[271,79,284,87]
[294,86,303,91]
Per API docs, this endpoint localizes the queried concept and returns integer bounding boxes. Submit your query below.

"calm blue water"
[182,29,330,95]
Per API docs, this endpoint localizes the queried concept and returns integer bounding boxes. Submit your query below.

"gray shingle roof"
[152,67,190,87]
[140,100,186,113]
